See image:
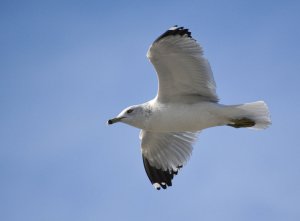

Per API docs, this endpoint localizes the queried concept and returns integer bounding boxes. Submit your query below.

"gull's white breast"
[145,101,228,132]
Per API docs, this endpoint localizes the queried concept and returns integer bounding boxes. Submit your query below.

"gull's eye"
[126,109,133,114]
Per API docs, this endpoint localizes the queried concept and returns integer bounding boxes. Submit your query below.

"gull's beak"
[107,117,124,125]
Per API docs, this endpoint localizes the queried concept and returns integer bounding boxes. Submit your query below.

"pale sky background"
[1,1,299,221]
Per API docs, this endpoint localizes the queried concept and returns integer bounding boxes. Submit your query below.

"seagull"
[108,26,271,190]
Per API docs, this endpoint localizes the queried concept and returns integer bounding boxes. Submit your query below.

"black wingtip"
[142,156,182,190]
[153,26,193,43]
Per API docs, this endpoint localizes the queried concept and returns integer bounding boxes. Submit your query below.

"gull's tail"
[225,101,271,129]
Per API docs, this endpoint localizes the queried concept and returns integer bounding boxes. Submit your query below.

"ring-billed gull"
[108,26,271,190]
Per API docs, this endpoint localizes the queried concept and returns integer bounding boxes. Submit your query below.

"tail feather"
[227,101,271,129]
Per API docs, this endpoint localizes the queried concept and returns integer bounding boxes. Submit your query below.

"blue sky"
[1,0,299,220]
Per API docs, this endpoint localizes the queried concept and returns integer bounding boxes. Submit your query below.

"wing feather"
[140,130,199,189]
[147,26,218,103]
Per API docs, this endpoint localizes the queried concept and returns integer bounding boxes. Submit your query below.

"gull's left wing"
[140,130,199,190]
[147,26,218,103]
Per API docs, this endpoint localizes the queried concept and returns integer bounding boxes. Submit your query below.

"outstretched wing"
[147,26,218,103]
[140,130,199,190]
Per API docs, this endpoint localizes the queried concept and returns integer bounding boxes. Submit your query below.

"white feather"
[140,130,198,171]
[147,33,218,103]
[225,101,271,129]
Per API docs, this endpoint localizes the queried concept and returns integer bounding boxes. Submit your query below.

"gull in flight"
[108,26,271,190]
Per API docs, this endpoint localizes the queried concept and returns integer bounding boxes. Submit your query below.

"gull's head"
[108,105,148,128]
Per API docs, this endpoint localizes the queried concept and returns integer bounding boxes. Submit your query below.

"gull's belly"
[147,102,227,132]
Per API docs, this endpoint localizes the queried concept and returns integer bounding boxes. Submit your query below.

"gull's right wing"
[140,130,199,190]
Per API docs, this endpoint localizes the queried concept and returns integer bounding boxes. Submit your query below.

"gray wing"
[147,26,218,103]
[140,130,199,190]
